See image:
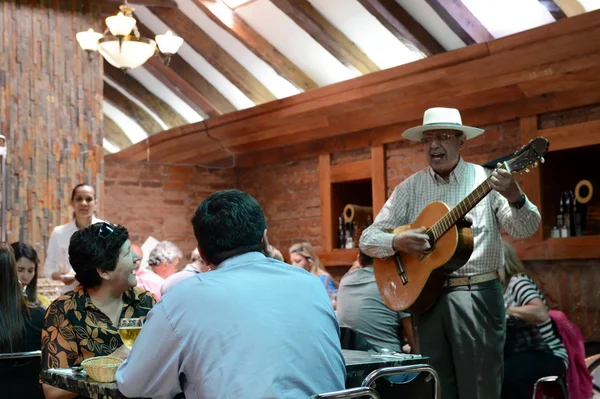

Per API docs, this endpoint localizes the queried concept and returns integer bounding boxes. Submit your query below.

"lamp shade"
[98,36,157,70]
[105,12,137,37]
[76,29,103,51]
[155,31,184,55]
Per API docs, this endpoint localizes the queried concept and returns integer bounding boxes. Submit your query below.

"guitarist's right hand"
[392,227,431,255]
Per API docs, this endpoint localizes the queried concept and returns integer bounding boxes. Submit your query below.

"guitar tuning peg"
[525,167,530,173]
[540,157,545,164]
[533,161,538,168]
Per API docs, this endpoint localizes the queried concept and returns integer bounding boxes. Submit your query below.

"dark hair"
[0,242,30,352]
[11,242,40,305]
[192,189,267,265]
[69,223,129,288]
[71,183,95,201]
[358,251,373,267]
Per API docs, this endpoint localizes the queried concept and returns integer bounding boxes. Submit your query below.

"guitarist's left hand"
[490,162,523,203]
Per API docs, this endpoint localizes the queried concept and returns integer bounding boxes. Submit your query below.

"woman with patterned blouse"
[41,222,155,399]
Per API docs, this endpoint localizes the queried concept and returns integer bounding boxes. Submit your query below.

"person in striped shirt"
[500,240,568,399]
[360,107,541,399]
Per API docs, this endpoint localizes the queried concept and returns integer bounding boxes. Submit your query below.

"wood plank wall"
[0,1,103,264]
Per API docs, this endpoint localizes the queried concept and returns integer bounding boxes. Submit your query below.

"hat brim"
[402,124,484,142]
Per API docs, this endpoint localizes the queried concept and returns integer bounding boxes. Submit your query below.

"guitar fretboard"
[427,177,493,243]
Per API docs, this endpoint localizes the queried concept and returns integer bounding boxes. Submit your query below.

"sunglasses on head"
[98,222,115,240]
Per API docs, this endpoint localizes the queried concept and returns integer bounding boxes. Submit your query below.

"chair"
[0,350,44,399]
[311,386,382,399]
[361,364,441,399]
[532,375,568,399]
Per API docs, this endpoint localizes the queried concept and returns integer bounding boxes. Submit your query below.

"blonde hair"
[501,240,528,288]
[289,242,332,279]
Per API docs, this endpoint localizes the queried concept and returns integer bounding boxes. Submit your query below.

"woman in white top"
[44,184,103,293]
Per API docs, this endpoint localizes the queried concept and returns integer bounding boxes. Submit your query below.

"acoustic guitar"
[374,137,549,314]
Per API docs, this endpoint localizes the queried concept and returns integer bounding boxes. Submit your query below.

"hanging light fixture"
[76,2,184,70]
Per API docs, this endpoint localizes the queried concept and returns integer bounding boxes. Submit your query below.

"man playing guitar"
[360,107,541,399]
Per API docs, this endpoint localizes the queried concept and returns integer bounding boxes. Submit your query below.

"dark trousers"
[417,279,506,399]
[502,351,566,399]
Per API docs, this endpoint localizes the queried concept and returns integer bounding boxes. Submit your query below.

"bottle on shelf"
[561,191,571,238]
[338,217,345,249]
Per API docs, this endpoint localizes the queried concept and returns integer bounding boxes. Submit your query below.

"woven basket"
[81,356,123,383]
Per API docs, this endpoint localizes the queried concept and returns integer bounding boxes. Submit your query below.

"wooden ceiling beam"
[424,0,493,45]
[100,0,177,7]
[552,0,586,17]
[103,115,134,151]
[149,7,276,104]
[357,0,445,56]
[104,61,189,129]
[538,0,568,20]
[104,81,163,135]
[270,0,379,75]
[135,21,236,117]
[192,0,318,91]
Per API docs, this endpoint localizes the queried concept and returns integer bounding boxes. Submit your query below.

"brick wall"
[0,2,103,259]
[104,161,235,259]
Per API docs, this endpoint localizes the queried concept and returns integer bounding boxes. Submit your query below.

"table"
[42,350,429,399]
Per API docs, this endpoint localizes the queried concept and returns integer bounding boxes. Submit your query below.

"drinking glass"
[118,318,143,349]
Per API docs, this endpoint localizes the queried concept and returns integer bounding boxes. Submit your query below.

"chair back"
[0,350,44,399]
[311,386,381,399]
[339,327,375,352]
[532,375,568,399]
[361,364,440,399]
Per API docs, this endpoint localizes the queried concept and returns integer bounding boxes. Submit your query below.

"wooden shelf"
[514,235,600,260]
[320,249,359,267]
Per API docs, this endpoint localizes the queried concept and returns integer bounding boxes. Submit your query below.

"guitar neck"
[429,177,493,242]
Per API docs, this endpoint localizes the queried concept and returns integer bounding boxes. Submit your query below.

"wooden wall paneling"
[322,159,371,183]
[103,82,162,135]
[150,7,275,104]
[371,145,386,216]
[538,119,600,152]
[319,153,333,252]
[357,0,445,56]
[424,0,493,45]
[104,62,189,128]
[191,0,318,91]
[270,0,379,74]
[101,0,177,7]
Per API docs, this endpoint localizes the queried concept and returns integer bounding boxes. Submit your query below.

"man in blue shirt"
[116,189,346,399]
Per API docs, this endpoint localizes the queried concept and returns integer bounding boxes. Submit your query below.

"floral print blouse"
[41,285,155,370]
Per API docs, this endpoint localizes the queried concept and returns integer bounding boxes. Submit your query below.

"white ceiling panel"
[580,0,600,11]
[124,66,204,123]
[236,0,359,86]
[175,0,301,99]
[462,0,554,38]
[134,6,255,110]
[103,137,120,153]
[103,101,148,144]
[394,0,466,51]
[308,0,423,69]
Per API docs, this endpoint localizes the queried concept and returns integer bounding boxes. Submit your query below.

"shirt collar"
[74,285,140,311]
[216,251,267,270]
[427,157,466,184]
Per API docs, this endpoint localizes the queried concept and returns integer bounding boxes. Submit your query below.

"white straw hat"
[402,107,484,141]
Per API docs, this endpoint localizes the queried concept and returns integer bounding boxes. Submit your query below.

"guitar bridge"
[394,254,409,285]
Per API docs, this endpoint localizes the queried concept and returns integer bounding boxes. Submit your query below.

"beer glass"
[118,318,143,349]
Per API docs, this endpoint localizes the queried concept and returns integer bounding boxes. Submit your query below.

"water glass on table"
[118,318,143,349]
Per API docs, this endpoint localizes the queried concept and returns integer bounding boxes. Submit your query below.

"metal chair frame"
[0,350,41,359]
[532,375,568,399]
[361,364,441,399]
[311,386,382,399]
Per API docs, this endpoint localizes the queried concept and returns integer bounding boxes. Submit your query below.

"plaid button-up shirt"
[360,158,541,276]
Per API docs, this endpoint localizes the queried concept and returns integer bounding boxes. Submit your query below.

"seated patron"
[41,223,155,399]
[148,240,182,279]
[501,241,568,399]
[337,251,415,353]
[161,248,210,295]
[132,243,164,301]
[117,189,346,398]
[12,241,51,308]
[289,242,338,297]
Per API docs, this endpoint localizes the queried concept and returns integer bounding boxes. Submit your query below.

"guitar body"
[373,201,474,314]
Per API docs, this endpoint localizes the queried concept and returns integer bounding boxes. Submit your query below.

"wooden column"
[319,153,333,252]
